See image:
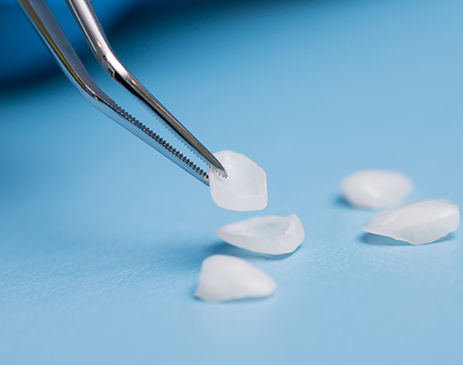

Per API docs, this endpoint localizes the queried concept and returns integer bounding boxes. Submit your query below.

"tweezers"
[16,0,227,185]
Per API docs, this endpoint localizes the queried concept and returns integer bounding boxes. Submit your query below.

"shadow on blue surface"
[332,195,393,212]
[204,241,295,261]
[333,195,356,209]
[360,232,456,246]
[191,288,276,304]
[360,233,410,246]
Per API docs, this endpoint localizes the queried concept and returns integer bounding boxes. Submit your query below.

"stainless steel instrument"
[16,0,227,185]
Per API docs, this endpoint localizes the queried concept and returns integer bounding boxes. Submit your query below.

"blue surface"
[1,0,463,364]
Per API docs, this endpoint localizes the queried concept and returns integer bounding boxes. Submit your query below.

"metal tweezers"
[17,0,227,185]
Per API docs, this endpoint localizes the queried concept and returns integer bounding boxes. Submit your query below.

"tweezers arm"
[16,0,134,120]
[16,0,105,103]
[66,0,226,176]
[16,0,212,185]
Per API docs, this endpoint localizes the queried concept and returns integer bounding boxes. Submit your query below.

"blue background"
[1,0,463,364]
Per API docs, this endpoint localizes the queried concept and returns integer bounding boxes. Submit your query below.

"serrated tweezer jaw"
[17,0,227,185]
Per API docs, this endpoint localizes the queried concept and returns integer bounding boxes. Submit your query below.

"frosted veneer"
[208,150,267,211]
[342,170,413,209]
[363,199,460,245]
[195,255,276,302]
[216,214,304,254]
